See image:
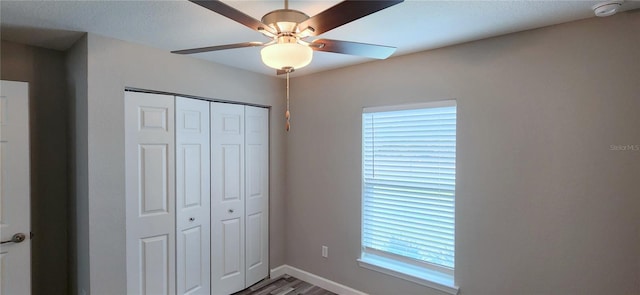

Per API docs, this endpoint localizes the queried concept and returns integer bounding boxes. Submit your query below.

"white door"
[0,81,31,295]
[210,103,245,295]
[244,106,269,287]
[125,91,176,295]
[175,97,211,295]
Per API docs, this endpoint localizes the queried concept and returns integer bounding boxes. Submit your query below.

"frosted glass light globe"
[261,42,313,70]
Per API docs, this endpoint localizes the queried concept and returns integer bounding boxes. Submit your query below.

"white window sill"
[357,253,459,295]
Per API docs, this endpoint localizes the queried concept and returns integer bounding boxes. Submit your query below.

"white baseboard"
[270,264,368,295]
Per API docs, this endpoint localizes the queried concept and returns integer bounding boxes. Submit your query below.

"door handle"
[1,233,26,244]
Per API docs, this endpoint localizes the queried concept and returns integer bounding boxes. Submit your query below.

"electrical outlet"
[322,245,328,258]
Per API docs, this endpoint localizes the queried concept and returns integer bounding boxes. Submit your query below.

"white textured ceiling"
[2,0,639,77]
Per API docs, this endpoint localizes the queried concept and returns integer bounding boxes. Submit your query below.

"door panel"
[181,226,204,293]
[140,235,170,295]
[176,97,211,295]
[245,212,262,269]
[180,144,203,208]
[246,146,261,198]
[244,106,269,286]
[139,144,169,215]
[125,91,175,295]
[221,218,242,278]
[0,81,30,295]
[211,103,245,295]
[222,145,241,201]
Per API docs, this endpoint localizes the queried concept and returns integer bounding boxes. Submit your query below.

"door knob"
[228,209,234,213]
[1,233,26,244]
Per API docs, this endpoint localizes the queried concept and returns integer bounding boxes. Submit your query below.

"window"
[359,101,458,294]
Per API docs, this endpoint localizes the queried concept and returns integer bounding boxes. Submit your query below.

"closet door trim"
[125,88,270,109]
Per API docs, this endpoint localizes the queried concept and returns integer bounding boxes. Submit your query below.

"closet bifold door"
[125,92,176,295]
[210,103,269,294]
[244,106,269,287]
[175,97,211,295]
[210,103,246,295]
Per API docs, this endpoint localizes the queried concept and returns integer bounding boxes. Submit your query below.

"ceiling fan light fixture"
[260,39,313,70]
[275,21,298,33]
[177,0,404,75]
[261,9,309,31]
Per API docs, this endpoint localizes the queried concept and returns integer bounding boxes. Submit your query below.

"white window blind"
[362,101,456,271]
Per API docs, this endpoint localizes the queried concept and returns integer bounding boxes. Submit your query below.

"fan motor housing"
[262,9,310,33]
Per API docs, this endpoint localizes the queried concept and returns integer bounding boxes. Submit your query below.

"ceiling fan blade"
[311,39,396,59]
[298,0,403,36]
[172,42,264,54]
[189,0,276,34]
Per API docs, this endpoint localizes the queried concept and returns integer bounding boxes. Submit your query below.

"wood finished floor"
[233,274,337,295]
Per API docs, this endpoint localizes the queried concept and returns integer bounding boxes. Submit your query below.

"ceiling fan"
[172,0,404,75]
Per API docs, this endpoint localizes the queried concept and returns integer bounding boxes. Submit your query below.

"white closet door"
[244,106,269,287]
[125,91,176,295]
[176,97,211,295]
[210,103,245,295]
[0,81,31,295]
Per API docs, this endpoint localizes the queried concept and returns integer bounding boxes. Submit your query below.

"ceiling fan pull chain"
[285,71,291,132]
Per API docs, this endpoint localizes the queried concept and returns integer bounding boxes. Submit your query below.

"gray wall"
[79,33,286,295]
[286,12,640,295]
[0,41,70,295]
[66,35,89,295]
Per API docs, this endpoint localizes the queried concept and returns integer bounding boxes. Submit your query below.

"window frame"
[358,100,459,295]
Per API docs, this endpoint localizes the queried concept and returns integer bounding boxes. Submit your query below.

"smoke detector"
[592,1,624,17]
